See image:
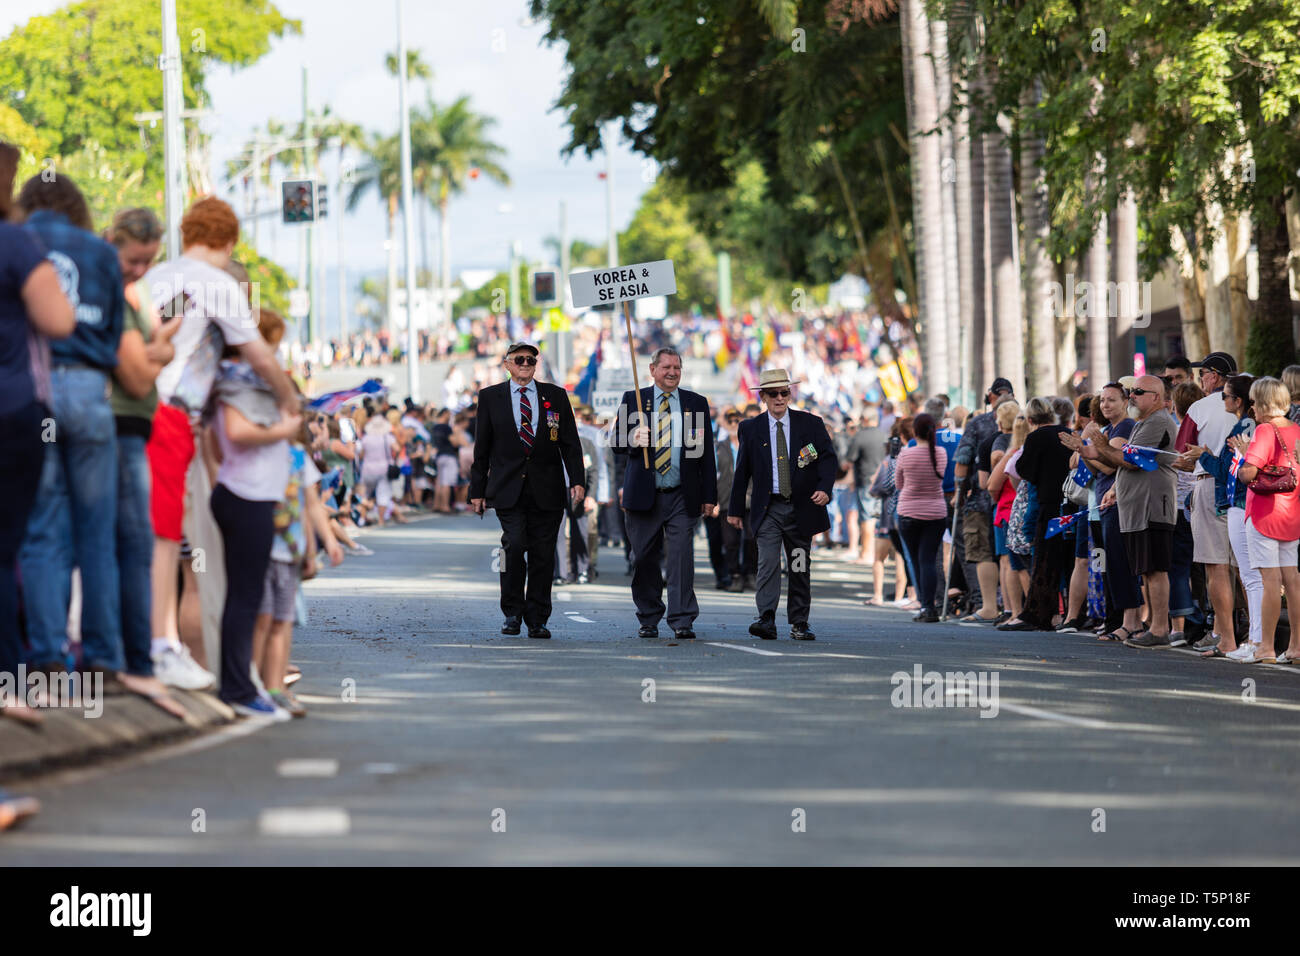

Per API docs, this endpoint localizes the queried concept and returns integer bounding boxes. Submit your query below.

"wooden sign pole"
[623,299,650,468]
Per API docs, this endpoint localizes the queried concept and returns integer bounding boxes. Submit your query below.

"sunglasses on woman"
[511,355,537,366]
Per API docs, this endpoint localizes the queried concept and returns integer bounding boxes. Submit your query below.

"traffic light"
[281,180,316,223]
[530,268,557,306]
[316,182,328,220]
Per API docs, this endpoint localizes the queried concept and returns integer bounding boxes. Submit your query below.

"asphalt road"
[7,512,1300,865]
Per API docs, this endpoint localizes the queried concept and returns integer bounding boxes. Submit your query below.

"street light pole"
[160,0,185,260]
[396,0,420,403]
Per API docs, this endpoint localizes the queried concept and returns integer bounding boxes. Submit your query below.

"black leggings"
[0,401,45,676]
[899,516,947,612]
[211,483,275,704]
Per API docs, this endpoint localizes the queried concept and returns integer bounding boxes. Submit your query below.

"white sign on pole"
[568,259,676,308]
[289,289,310,319]
[591,391,623,417]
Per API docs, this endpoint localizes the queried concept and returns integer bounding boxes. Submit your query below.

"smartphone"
[339,417,356,443]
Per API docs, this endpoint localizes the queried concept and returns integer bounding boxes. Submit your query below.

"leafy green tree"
[0,0,299,225]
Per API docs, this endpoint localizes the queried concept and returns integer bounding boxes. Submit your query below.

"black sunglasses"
[510,355,537,366]
[763,389,791,398]
[1129,387,1157,397]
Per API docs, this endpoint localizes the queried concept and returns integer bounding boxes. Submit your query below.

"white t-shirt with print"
[144,255,258,403]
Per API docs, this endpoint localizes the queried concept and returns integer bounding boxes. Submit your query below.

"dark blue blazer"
[609,386,718,515]
[730,409,837,537]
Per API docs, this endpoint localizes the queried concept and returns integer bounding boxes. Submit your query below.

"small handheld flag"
[1122,444,1160,471]
[1046,512,1080,539]
[1072,456,1093,487]
[1228,451,1244,499]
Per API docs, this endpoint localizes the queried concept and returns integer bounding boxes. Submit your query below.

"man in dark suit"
[728,369,837,640]
[470,342,585,639]
[609,347,718,639]
[708,406,746,591]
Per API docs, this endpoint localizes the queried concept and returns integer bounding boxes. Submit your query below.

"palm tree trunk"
[930,16,962,396]
[386,194,398,337]
[900,0,950,396]
[954,53,984,406]
[1170,225,1210,360]
[1112,186,1138,380]
[1019,81,1058,396]
[439,190,451,334]
[1084,166,1110,392]
[984,92,1024,398]
[1204,195,1234,355]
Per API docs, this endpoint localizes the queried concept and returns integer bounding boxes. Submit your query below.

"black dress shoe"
[749,616,778,640]
[528,626,551,639]
[674,628,696,640]
[638,625,658,639]
[790,625,816,641]
[501,616,521,635]
[553,576,566,586]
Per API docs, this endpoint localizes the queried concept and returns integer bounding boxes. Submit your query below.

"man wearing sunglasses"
[728,369,838,640]
[470,342,585,639]
[1173,351,1238,651]
[610,347,718,640]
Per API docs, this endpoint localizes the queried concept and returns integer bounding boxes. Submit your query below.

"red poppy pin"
[543,401,551,409]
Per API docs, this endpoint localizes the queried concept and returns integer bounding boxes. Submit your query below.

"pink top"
[895,443,949,520]
[1244,420,1300,541]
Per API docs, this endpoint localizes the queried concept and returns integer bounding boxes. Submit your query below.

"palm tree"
[899,0,950,396]
[411,95,510,327]
[1020,81,1059,395]
[346,131,402,332]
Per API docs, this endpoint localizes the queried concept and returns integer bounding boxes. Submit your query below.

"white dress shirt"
[509,379,540,433]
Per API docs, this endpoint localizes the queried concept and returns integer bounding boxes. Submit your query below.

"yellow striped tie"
[655,394,672,475]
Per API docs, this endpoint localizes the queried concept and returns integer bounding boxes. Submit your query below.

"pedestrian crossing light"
[281,179,316,223]
[530,268,557,306]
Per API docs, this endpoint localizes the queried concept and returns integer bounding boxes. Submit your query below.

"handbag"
[1062,468,1090,507]
[1248,423,1297,495]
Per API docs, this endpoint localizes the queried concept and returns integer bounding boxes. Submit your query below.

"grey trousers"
[624,488,699,629]
[755,498,812,626]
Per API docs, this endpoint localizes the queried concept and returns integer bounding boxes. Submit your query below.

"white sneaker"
[1226,643,1260,662]
[152,644,217,690]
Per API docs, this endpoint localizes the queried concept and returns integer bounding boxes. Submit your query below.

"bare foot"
[117,673,189,720]
[0,703,43,727]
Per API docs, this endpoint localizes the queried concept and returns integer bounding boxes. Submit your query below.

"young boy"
[252,415,343,716]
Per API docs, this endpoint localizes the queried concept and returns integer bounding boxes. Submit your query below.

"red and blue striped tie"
[518,387,534,448]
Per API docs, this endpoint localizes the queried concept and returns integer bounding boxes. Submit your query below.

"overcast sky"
[2,0,651,281]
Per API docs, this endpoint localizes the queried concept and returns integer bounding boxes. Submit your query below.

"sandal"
[1100,626,1135,642]
[1200,647,1227,658]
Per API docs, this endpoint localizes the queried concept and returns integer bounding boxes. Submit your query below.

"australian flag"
[307,379,385,414]
[1046,511,1081,539]
[574,334,601,405]
[1228,451,1244,498]
[1122,444,1160,471]
[1072,456,1093,487]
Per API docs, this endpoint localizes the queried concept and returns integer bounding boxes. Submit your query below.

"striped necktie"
[518,387,533,448]
[655,393,672,475]
[775,419,791,496]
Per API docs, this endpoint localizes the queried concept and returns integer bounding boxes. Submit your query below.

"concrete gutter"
[0,691,235,784]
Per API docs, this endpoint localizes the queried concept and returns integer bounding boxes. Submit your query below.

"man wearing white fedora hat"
[728,369,838,639]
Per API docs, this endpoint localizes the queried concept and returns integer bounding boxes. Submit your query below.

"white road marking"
[705,641,783,657]
[555,592,572,602]
[997,702,1112,729]
[565,612,596,623]
[258,807,351,836]
[362,762,402,775]
[276,758,339,778]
